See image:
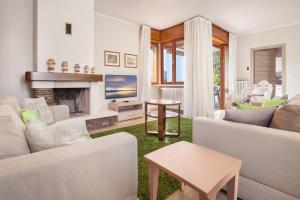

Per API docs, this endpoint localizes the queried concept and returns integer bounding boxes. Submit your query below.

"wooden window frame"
[161,37,184,85]
[213,42,226,109]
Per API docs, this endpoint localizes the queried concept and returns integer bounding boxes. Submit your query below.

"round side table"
[145,99,181,140]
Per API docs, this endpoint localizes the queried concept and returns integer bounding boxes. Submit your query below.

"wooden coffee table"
[144,142,242,200]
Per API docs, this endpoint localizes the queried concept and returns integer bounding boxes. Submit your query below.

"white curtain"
[184,16,214,118]
[139,25,152,101]
[228,33,238,95]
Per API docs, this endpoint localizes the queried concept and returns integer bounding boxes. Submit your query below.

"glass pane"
[275,49,283,96]
[163,44,173,83]
[150,44,158,83]
[213,46,221,109]
[176,40,184,82]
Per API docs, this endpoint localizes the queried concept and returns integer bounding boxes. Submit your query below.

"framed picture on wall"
[124,54,138,68]
[105,51,120,67]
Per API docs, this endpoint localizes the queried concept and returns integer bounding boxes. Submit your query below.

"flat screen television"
[105,75,137,99]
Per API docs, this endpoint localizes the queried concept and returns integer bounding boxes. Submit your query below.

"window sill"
[152,84,184,88]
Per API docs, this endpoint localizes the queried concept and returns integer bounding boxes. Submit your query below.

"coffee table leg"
[149,163,159,200]
[227,173,239,200]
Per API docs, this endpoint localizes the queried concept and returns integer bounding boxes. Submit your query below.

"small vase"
[62,61,69,73]
[91,67,96,74]
[47,58,56,72]
[84,65,89,73]
[74,64,81,73]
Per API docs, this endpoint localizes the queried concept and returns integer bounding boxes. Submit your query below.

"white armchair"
[225,80,273,108]
[250,80,273,105]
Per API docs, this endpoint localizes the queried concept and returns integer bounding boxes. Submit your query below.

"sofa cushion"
[0,116,31,159]
[0,105,25,131]
[270,104,300,133]
[25,117,90,152]
[23,97,54,125]
[224,107,276,127]
[0,96,21,115]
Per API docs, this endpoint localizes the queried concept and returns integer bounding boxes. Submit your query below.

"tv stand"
[108,100,143,121]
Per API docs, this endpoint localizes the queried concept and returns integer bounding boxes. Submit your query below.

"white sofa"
[193,117,300,200]
[0,101,138,200]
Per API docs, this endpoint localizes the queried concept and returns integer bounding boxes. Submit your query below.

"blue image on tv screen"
[105,75,137,99]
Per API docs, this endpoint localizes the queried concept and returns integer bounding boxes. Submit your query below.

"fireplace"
[26,72,103,115]
[31,88,89,115]
[54,88,89,114]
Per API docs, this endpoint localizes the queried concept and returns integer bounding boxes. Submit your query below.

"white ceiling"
[94,0,300,35]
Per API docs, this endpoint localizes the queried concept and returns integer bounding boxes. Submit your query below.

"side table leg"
[227,173,239,200]
[158,104,166,140]
[145,103,148,135]
[149,163,159,200]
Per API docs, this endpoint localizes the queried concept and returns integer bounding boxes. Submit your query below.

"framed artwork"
[125,54,138,68]
[105,51,120,67]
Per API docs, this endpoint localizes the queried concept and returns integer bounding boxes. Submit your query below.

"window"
[150,43,159,84]
[161,39,184,84]
[176,40,184,82]
[162,43,173,83]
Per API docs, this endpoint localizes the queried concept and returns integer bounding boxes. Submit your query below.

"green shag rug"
[91,118,192,200]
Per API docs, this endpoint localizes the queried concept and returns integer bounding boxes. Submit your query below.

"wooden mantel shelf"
[25,72,103,82]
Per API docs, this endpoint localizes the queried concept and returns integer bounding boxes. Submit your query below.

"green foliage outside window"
[213,50,221,86]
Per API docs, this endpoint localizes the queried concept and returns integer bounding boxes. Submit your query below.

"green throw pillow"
[262,99,287,108]
[236,103,258,110]
[21,109,39,124]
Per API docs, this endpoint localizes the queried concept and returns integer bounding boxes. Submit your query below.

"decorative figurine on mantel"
[62,61,69,73]
[47,58,55,72]
[91,66,96,74]
[74,64,81,73]
[84,65,89,73]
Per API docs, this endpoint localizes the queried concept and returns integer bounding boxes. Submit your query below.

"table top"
[144,141,241,194]
[145,99,181,105]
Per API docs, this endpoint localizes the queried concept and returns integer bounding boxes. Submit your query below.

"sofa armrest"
[49,105,70,122]
[193,117,300,198]
[0,132,138,200]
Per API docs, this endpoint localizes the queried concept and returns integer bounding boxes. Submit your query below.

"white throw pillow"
[23,97,54,125]
[25,117,90,152]
[0,116,31,159]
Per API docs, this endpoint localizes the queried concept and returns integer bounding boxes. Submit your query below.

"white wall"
[94,13,140,109]
[237,24,300,97]
[0,0,35,102]
[37,0,94,72]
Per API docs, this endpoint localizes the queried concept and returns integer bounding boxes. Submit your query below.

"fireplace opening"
[54,88,89,115]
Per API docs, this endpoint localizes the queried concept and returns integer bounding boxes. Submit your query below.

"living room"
[0,0,299,200]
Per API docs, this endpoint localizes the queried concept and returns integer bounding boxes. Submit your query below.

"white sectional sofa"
[193,116,300,200]
[0,101,138,200]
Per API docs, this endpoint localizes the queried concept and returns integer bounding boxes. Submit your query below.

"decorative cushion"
[20,109,39,124]
[25,117,91,152]
[270,104,300,133]
[23,97,54,125]
[224,107,276,127]
[0,116,31,159]
[261,99,287,108]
